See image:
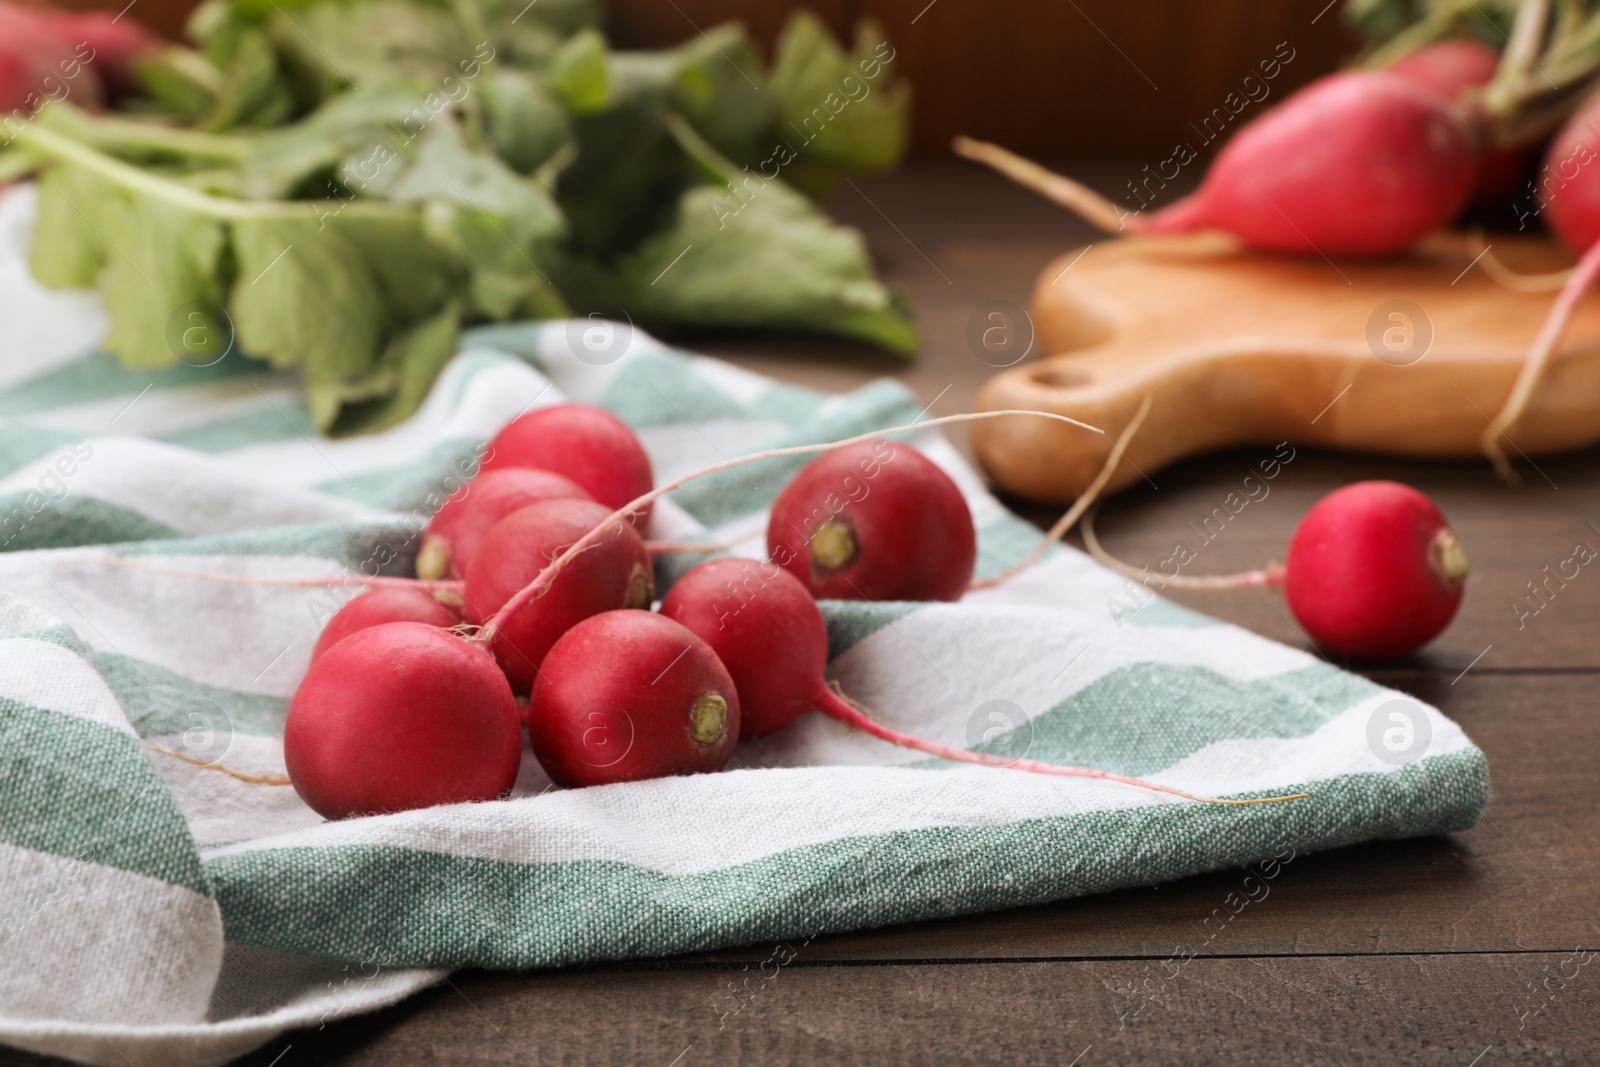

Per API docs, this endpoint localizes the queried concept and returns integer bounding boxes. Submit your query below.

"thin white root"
[146,745,292,786]
[1476,245,1572,293]
[952,136,1132,234]
[970,395,1153,590]
[1482,234,1600,482]
[1081,505,1285,590]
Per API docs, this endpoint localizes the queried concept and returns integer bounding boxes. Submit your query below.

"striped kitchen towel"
[0,183,1489,1067]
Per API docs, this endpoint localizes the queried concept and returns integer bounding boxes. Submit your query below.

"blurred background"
[33,0,1354,158]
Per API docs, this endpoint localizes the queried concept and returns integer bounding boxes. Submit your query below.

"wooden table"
[9,165,1599,1066]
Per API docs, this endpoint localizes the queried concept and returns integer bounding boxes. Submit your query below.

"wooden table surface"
[8,165,1599,1066]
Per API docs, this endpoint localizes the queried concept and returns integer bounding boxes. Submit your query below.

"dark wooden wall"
[50,0,1354,157]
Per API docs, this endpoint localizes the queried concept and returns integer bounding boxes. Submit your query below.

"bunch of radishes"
[955,24,1600,481]
[287,403,1171,816]
[285,404,997,819]
[281,401,1472,820]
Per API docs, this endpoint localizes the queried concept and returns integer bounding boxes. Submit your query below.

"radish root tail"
[145,744,292,786]
[1081,505,1286,590]
[1470,234,1572,293]
[815,685,1306,806]
[971,395,1153,591]
[1482,235,1600,482]
[952,136,1133,234]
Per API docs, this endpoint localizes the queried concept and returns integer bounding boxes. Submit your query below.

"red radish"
[284,622,521,819]
[528,609,739,787]
[1386,39,1527,205]
[1481,94,1600,478]
[766,439,976,602]
[416,467,591,581]
[463,497,654,691]
[1386,39,1501,100]
[35,7,156,97]
[955,70,1478,257]
[661,557,822,738]
[1540,94,1600,254]
[1283,481,1468,660]
[0,4,100,117]
[1083,480,1469,661]
[311,586,463,663]
[480,404,655,526]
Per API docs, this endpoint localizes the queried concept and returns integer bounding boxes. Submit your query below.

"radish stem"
[813,686,1306,806]
[952,136,1133,234]
[1472,237,1572,292]
[1081,505,1286,590]
[971,395,1152,591]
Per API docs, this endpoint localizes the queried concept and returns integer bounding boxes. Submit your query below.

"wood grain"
[972,235,1600,504]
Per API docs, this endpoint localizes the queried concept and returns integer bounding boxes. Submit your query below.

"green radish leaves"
[25,1,916,435]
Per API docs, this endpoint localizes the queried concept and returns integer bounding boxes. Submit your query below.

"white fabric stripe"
[204,697,1473,873]
[689,355,771,406]
[0,590,62,639]
[24,379,302,440]
[0,551,342,697]
[0,438,381,535]
[0,842,222,1029]
[149,735,319,850]
[636,419,792,484]
[821,602,1321,757]
[0,638,135,737]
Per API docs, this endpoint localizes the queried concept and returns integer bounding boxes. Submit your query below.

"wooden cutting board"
[970,233,1600,504]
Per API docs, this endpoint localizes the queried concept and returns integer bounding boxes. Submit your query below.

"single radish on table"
[310,586,463,663]
[766,439,976,602]
[528,609,739,787]
[1283,482,1469,660]
[481,404,655,526]
[1085,480,1468,661]
[463,497,654,691]
[416,467,592,581]
[955,69,1478,257]
[284,622,522,819]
